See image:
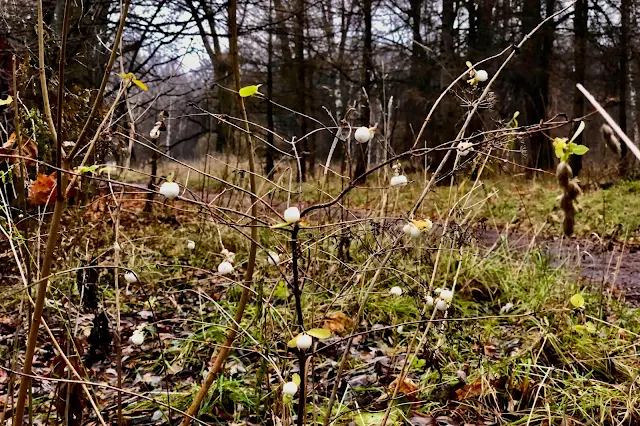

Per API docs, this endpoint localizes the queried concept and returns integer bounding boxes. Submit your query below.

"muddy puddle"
[477,230,640,306]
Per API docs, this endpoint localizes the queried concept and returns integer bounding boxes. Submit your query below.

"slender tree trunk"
[569,0,587,176]
[294,0,308,181]
[619,0,630,175]
[522,0,556,173]
[265,1,276,179]
[354,0,372,182]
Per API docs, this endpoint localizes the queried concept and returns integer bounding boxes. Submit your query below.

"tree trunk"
[619,0,630,175]
[265,1,276,179]
[294,0,308,181]
[354,0,372,183]
[569,0,587,176]
[522,0,556,173]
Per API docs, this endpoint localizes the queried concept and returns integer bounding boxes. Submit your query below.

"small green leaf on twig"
[239,85,262,98]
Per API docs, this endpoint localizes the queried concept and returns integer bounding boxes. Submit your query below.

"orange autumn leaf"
[28,173,77,205]
[28,173,56,205]
[456,379,483,400]
[388,376,419,400]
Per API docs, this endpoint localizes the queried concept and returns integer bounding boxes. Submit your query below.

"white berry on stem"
[283,381,298,396]
[390,174,408,187]
[354,126,372,143]
[131,332,145,346]
[284,206,301,223]
[217,261,234,275]
[124,271,138,283]
[159,181,180,199]
[296,334,313,350]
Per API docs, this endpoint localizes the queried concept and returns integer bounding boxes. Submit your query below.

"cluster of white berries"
[390,162,408,187]
[217,248,236,275]
[402,223,421,238]
[427,287,454,311]
[159,181,180,199]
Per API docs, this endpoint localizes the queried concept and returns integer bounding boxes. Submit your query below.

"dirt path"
[478,230,640,306]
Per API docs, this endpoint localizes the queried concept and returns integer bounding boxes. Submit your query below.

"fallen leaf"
[323,312,351,334]
[483,344,498,358]
[388,376,419,398]
[0,132,38,174]
[456,379,483,400]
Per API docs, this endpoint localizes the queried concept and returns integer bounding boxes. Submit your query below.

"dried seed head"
[556,162,572,188]
[601,124,621,157]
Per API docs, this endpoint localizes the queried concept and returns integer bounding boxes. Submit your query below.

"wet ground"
[478,229,640,306]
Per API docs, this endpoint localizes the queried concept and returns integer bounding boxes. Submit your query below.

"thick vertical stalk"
[13,201,64,424]
[290,225,307,426]
[13,0,69,422]
[11,56,26,206]
[179,0,259,423]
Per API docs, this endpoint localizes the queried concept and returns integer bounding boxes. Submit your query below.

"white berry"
[283,381,298,396]
[113,242,121,251]
[131,332,145,345]
[435,299,448,311]
[402,223,421,239]
[476,70,489,82]
[267,251,280,265]
[296,334,313,350]
[458,142,473,156]
[124,271,138,283]
[390,286,403,296]
[354,126,372,143]
[390,175,408,187]
[187,240,195,250]
[426,295,434,306]
[159,182,180,199]
[284,206,301,223]
[217,261,234,275]
[439,289,453,303]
